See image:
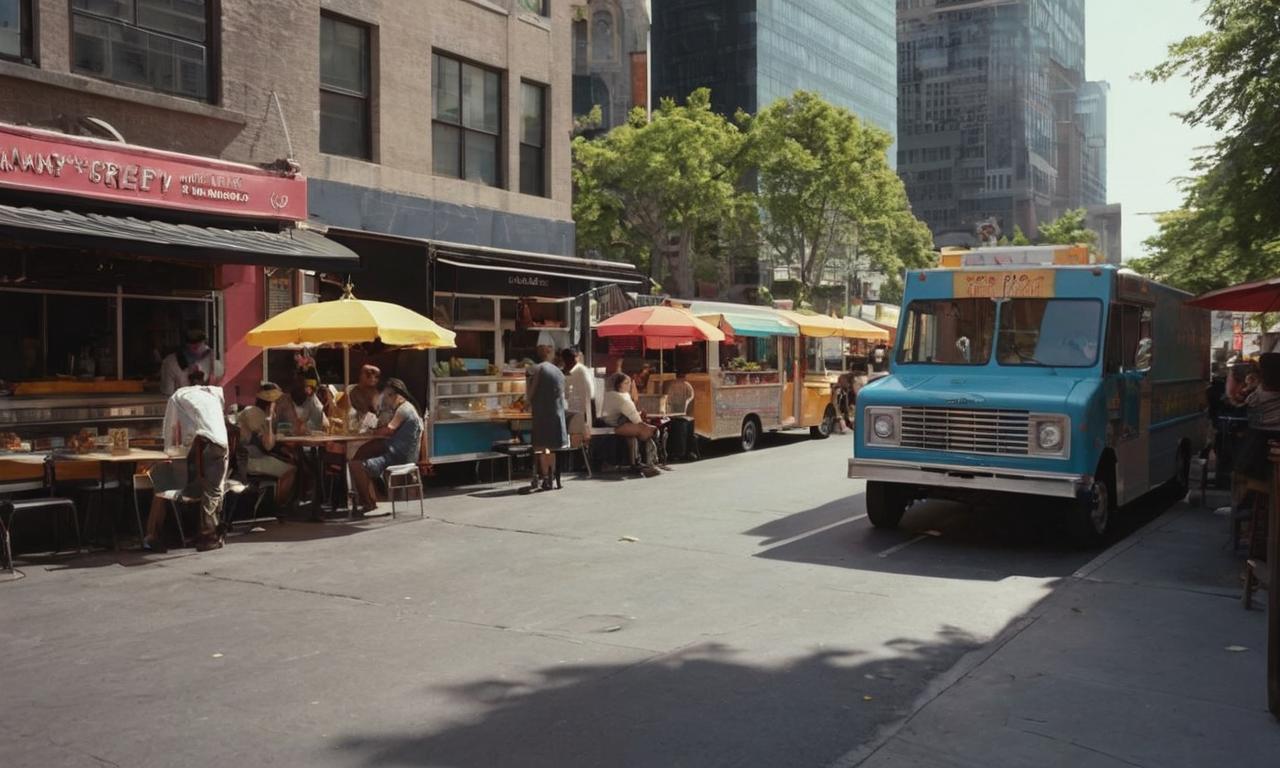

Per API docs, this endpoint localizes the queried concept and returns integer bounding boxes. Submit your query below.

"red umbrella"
[595,306,726,378]
[1188,277,1280,312]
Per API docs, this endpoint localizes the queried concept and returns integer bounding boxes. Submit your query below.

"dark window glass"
[433,52,502,188]
[519,81,547,197]
[71,0,210,101]
[996,299,1101,367]
[516,0,549,15]
[320,14,371,159]
[899,299,996,365]
[0,0,32,61]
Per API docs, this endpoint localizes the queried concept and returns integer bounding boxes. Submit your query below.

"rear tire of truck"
[865,481,910,529]
[810,406,836,439]
[1067,465,1114,547]
[1168,443,1190,500]
[740,416,760,452]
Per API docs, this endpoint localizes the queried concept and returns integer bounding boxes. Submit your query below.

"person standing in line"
[524,343,568,492]
[561,347,594,450]
[146,369,229,551]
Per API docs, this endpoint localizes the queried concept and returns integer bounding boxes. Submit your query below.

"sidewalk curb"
[830,503,1186,768]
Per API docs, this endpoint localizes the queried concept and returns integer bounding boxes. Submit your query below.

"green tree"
[571,90,747,297]
[1036,208,1097,248]
[1133,0,1280,291]
[750,91,934,305]
[1011,225,1031,246]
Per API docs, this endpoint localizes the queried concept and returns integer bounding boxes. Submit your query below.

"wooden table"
[275,434,371,520]
[55,449,169,549]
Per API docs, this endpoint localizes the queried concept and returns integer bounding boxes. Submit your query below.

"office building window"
[0,0,31,62]
[520,81,547,197]
[433,52,502,188]
[71,0,212,100]
[516,0,549,15]
[320,14,371,159]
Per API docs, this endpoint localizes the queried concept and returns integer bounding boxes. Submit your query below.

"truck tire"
[865,481,910,529]
[1067,464,1114,547]
[740,416,760,452]
[810,406,837,439]
[1168,443,1190,500]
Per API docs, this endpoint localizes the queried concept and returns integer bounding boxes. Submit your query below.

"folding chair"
[383,464,424,519]
[145,461,195,547]
[1,458,81,571]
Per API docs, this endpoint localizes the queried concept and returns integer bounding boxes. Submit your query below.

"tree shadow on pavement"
[333,628,983,768]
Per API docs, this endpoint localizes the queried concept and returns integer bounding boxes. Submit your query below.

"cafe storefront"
[0,122,358,446]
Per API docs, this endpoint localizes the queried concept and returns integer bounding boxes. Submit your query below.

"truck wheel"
[740,417,760,452]
[865,481,910,529]
[1067,467,1114,547]
[810,406,836,439]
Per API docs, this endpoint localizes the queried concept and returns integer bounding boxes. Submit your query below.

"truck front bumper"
[848,458,1090,500]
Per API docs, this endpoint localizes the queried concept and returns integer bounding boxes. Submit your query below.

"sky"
[1084,0,1219,261]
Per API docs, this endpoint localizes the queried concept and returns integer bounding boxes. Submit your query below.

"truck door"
[1105,303,1154,503]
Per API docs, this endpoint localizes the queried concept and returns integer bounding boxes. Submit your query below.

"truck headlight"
[1037,422,1063,450]
[1029,414,1069,457]
[865,407,900,446]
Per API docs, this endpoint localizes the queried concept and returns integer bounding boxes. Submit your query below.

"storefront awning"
[428,239,645,286]
[776,310,891,341]
[686,301,798,338]
[0,203,360,269]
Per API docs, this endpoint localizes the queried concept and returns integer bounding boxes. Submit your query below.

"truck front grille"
[899,407,1030,456]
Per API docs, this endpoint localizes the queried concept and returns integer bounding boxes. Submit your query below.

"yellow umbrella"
[245,287,456,349]
[776,310,889,341]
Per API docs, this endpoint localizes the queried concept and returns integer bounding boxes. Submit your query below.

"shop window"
[433,52,502,188]
[520,81,547,197]
[591,9,614,62]
[516,0,549,15]
[47,295,118,379]
[320,13,372,159]
[71,0,212,102]
[0,0,32,62]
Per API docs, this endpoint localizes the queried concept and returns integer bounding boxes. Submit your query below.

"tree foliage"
[572,89,934,303]
[571,90,747,298]
[1036,208,1097,248]
[750,91,933,305]
[1130,0,1280,292]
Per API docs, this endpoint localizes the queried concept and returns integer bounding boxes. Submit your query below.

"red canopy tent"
[1188,277,1280,312]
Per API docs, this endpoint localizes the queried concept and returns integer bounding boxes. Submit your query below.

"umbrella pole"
[343,345,350,394]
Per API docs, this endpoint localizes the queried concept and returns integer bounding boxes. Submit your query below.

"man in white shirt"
[561,347,594,448]
[159,327,219,395]
[146,370,230,552]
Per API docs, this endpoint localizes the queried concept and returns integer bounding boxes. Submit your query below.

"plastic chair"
[146,461,194,547]
[383,464,424,519]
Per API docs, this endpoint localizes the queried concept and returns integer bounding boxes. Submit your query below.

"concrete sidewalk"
[854,498,1280,768]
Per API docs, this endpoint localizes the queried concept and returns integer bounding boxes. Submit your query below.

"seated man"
[348,378,423,515]
[276,375,326,434]
[601,372,661,477]
[236,382,295,508]
[662,370,697,460]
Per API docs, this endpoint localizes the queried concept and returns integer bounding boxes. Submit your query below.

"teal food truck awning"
[688,302,799,338]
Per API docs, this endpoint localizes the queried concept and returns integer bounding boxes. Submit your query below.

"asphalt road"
[0,432,1172,768]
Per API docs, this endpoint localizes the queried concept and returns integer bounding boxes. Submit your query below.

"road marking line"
[763,514,867,548]
[876,534,931,558]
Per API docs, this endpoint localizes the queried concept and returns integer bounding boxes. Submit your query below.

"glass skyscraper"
[897,0,1108,246]
[651,0,898,144]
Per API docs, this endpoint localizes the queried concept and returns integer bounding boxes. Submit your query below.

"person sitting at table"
[235,382,296,508]
[347,377,423,515]
[277,374,326,435]
[602,372,661,477]
[144,369,229,552]
[662,369,697,460]
[337,364,382,430]
[631,362,653,398]
[1236,354,1280,482]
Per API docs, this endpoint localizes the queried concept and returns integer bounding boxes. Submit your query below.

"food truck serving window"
[996,299,1102,367]
[899,299,995,365]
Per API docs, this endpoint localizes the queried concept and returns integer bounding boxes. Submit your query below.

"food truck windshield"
[899,297,1103,367]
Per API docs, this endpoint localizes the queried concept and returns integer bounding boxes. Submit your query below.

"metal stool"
[383,464,424,519]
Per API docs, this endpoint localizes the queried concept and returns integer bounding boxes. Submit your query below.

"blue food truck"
[849,247,1209,543]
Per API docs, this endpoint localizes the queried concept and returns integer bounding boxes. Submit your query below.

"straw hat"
[256,382,284,402]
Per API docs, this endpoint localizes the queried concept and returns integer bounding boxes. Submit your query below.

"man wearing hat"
[235,382,296,509]
[348,377,422,515]
[160,326,218,396]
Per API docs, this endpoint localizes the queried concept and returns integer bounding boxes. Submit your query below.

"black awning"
[0,203,360,269]
[429,239,644,285]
